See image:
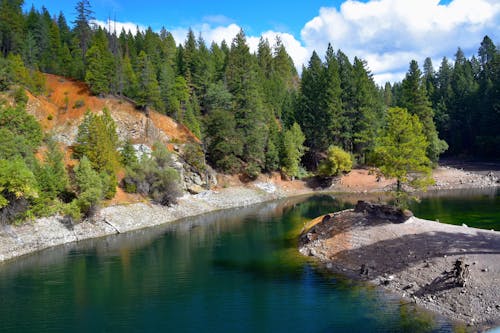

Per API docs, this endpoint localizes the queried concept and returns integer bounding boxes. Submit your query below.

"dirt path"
[299,202,500,331]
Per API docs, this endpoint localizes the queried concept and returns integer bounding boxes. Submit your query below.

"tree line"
[0,0,499,222]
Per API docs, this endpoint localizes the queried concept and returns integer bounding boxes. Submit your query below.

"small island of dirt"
[299,201,500,330]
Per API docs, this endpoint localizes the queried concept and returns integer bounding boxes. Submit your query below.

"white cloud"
[301,0,500,84]
[169,24,308,72]
[94,0,500,85]
[92,19,147,35]
[247,31,309,72]
[169,23,241,46]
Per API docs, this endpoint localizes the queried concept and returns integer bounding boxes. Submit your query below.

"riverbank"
[0,165,497,264]
[298,202,500,330]
[0,186,291,263]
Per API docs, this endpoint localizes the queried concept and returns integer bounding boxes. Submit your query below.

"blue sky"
[23,0,499,84]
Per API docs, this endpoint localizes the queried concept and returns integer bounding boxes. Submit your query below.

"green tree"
[0,0,24,56]
[206,109,243,173]
[85,41,113,95]
[0,158,38,223]
[73,155,104,217]
[373,107,433,206]
[36,138,69,200]
[0,105,43,151]
[120,139,138,167]
[298,51,324,165]
[281,123,306,179]
[401,60,447,163]
[225,29,268,175]
[73,0,94,60]
[318,146,352,177]
[74,109,119,198]
[136,50,162,110]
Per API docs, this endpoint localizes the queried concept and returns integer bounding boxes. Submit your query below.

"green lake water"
[0,188,498,332]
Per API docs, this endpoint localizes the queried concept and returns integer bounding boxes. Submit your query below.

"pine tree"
[374,107,433,207]
[85,31,114,95]
[225,29,267,176]
[401,60,447,163]
[322,44,343,147]
[281,123,306,179]
[73,155,104,217]
[206,109,243,173]
[298,51,324,166]
[136,50,162,111]
[73,0,94,60]
[0,0,24,56]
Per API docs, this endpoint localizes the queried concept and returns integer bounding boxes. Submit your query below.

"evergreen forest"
[0,0,499,222]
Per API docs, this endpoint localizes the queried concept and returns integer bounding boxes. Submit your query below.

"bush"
[318,146,353,177]
[182,143,205,173]
[122,144,182,206]
[73,99,85,109]
[73,156,104,218]
[13,87,28,105]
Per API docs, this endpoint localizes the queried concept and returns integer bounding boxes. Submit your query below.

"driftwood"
[416,258,470,296]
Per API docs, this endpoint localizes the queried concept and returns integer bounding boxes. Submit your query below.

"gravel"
[299,208,500,331]
[0,185,284,264]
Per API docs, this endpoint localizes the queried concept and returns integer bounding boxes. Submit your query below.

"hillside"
[26,74,199,148]
[22,74,207,203]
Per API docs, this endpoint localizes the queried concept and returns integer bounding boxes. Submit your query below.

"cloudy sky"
[25,0,500,84]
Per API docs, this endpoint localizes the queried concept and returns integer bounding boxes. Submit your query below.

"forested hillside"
[0,0,498,223]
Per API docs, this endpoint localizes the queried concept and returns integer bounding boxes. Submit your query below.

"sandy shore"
[298,203,500,330]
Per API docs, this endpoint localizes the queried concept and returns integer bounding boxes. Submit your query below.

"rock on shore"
[299,201,500,330]
[0,186,284,263]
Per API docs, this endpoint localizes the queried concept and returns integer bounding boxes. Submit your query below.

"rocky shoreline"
[299,201,500,331]
[0,186,286,263]
[0,165,498,265]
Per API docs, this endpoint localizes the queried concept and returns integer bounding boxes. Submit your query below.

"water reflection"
[0,193,484,332]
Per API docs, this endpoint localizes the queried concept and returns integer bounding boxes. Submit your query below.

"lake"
[0,188,498,332]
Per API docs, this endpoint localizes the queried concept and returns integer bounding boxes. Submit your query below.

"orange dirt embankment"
[24,74,200,204]
[27,74,198,144]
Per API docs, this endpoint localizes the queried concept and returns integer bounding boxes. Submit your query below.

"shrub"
[73,156,104,218]
[318,146,353,177]
[122,144,182,206]
[13,87,28,105]
[182,143,205,173]
[73,99,85,109]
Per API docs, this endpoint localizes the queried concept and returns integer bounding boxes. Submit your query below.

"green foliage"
[73,99,85,108]
[226,30,268,174]
[75,109,120,172]
[400,60,447,163]
[120,139,138,167]
[373,107,433,206]
[281,123,306,179]
[85,43,112,95]
[35,138,69,200]
[318,146,353,177]
[13,87,28,105]
[0,104,42,151]
[182,143,206,173]
[206,109,243,173]
[122,144,182,206]
[0,158,38,209]
[136,50,162,110]
[73,156,103,217]
[74,108,119,198]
